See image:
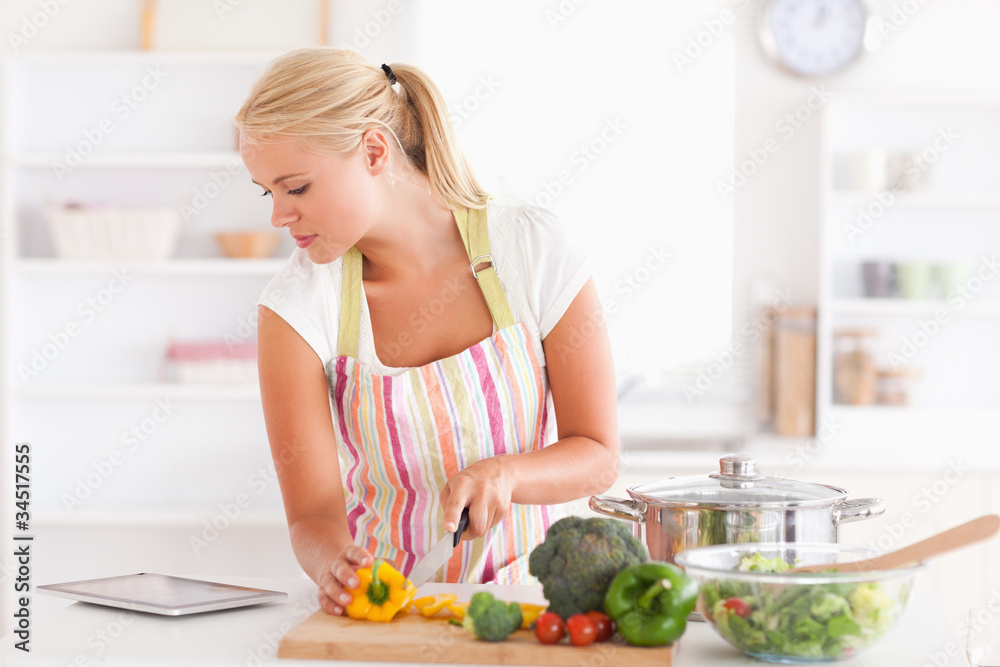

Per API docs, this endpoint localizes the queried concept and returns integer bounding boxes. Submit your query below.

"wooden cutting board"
[278,609,675,666]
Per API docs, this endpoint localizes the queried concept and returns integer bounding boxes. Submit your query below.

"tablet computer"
[37,573,287,616]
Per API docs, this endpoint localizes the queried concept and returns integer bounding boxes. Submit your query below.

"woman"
[234,48,619,617]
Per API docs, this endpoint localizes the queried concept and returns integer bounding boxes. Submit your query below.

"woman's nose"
[270,200,297,228]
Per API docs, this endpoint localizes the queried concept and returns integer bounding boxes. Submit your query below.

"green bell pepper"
[603,561,699,646]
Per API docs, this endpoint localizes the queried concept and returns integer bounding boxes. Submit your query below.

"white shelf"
[17,257,285,275]
[10,151,244,169]
[828,404,1000,417]
[830,191,1000,209]
[825,90,1000,110]
[0,50,288,640]
[28,510,287,527]
[6,50,285,66]
[830,298,1000,317]
[18,383,260,400]
[817,94,1000,427]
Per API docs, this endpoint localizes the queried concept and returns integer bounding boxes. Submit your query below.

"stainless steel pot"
[589,454,885,564]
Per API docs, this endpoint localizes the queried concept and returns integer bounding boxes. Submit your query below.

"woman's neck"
[356,173,469,283]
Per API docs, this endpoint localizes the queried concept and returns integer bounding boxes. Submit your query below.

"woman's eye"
[258,185,306,198]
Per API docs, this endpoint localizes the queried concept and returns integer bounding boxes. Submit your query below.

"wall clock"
[759,0,869,77]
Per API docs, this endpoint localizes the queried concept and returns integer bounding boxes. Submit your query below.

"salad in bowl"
[675,543,924,663]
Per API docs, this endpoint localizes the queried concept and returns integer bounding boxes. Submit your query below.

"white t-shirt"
[256,198,592,377]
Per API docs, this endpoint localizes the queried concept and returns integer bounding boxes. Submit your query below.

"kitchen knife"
[407,507,469,589]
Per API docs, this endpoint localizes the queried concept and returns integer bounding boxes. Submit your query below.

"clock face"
[762,0,867,77]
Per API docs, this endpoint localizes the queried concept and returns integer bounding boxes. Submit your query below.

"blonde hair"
[234,47,487,209]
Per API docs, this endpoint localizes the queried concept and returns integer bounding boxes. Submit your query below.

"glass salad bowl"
[674,543,926,663]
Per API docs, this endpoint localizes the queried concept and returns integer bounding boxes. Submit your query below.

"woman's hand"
[317,544,374,615]
[440,456,512,540]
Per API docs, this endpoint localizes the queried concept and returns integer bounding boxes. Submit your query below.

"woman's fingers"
[468,499,488,539]
[321,573,352,609]
[318,545,376,617]
[345,546,374,568]
[319,589,343,615]
[332,564,357,591]
[440,484,466,533]
[462,489,499,539]
[441,459,513,538]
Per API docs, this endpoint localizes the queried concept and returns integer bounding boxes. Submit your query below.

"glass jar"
[876,367,922,406]
[833,329,878,405]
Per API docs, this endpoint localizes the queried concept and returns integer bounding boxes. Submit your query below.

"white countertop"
[0,576,966,666]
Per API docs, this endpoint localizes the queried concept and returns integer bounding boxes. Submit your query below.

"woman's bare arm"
[257,305,372,612]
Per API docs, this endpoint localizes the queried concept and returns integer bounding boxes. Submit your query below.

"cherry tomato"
[534,611,566,644]
[585,610,614,642]
[723,597,751,618]
[566,613,597,647]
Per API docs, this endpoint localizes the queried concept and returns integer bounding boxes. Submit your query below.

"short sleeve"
[514,205,593,339]
[256,248,337,364]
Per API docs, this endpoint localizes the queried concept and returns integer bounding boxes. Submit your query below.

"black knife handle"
[452,507,470,547]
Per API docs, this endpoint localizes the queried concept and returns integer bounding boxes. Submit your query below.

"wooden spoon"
[788,514,1000,573]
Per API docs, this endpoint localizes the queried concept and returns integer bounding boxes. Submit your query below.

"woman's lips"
[294,235,317,248]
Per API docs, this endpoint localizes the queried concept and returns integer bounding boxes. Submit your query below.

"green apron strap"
[455,206,515,331]
[338,246,363,358]
[338,206,515,359]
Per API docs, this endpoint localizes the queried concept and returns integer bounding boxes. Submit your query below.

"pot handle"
[836,497,886,524]
[588,495,645,523]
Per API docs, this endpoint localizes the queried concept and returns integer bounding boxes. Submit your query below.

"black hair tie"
[381,63,396,85]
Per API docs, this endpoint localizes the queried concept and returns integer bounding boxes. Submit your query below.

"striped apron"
[325,205,561,584]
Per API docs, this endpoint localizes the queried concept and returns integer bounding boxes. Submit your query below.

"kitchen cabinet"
[0,51,302,633]
[816,92,1000,452]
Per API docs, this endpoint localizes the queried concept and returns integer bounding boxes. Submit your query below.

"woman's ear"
[361,128,391,176]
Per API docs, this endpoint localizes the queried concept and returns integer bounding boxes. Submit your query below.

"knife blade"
[407,507,469,589]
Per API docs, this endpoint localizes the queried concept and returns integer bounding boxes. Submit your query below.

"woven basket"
[45,205,182,261]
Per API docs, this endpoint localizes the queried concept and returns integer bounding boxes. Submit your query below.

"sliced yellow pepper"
[445,601,468,620]
[344,560,417,622]
[518,603,548,629]
[413,594,458,618]
[400,580,417,614]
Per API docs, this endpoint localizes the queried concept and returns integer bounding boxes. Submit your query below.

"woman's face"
[240,135,377,265]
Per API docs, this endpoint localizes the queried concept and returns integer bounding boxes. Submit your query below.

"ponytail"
[234,48,488,209]
[386,63,487,209]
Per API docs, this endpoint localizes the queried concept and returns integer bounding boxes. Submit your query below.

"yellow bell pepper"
[518,603,548,629]
[445,601,468,620]
[400,580,417,614]
[344,560,417,622]
[413,594,458,618]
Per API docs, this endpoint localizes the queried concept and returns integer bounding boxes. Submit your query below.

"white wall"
[731,0,1000,308]
[3,0,998,317]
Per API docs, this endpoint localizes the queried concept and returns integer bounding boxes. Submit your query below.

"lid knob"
[720,455,757,477]
[709,454,766,486]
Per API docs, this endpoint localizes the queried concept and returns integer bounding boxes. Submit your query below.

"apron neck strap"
[453,205,516,332]
[337,204,515,358]
[338,246,364,359]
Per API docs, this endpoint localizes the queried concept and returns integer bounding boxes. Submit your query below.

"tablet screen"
[37,573,287,615]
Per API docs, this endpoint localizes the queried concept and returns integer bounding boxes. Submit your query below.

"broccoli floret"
[737,552,791,573]
[528,516,647,618]
[462,591,522,641]
[848,582,896,635]
[810,591,851,621]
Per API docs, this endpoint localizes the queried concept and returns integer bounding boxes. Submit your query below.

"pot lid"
[628,455,847,509]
